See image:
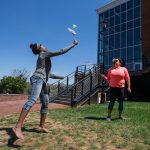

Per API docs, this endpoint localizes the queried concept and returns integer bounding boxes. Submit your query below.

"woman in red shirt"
[102,58,131,121]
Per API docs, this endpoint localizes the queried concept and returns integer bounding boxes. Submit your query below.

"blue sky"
[0,0,112,81]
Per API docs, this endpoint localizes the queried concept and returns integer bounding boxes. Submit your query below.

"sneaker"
[106,117,111,121]
[118,116,126,120]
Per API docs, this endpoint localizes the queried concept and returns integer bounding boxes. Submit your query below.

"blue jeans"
[108,87,125,112]
[23,76,49,114]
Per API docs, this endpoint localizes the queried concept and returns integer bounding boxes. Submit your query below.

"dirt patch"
[0,100,68,116]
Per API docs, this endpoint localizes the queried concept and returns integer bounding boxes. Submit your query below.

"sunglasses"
[112,58,119,63]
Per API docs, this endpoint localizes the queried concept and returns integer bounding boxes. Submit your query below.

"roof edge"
[96,0,129,14]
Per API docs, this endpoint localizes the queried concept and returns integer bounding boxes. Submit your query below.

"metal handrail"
[50,63,110,106]
[70,65,103,106]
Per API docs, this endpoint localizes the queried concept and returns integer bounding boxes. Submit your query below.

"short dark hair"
[29,43,40,55]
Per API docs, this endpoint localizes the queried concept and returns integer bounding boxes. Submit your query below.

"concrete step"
[54,99,71,105]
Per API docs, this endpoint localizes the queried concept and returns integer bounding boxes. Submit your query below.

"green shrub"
[0,76,27,94]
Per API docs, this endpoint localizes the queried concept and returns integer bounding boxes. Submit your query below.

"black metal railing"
[70,65,103,106]
[49,71,75,101]
[49,64,98,101]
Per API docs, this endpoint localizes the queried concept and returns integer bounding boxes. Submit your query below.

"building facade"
[96,0,150,99]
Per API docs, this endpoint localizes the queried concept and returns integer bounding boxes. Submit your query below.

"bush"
[0,76,27,94]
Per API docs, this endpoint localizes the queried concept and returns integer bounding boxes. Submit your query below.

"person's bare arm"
[49,74,64,80]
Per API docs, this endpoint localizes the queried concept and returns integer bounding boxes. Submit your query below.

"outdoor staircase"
[49,64,109,107]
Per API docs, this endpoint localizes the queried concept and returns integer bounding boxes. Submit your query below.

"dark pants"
[108,87,125,111]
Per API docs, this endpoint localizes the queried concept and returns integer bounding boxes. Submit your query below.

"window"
[121,31,126,48]
[115,15,120,25]
[121,23,126,31]
[121,12,126,23]
[115,25,120,33]
[104,52,109,65]
[110,8,114,16]
[109,35,114,50]
[127,9,133,21]
[109,51,113,65]
[104,36,109,51]
[134,45,141,60]
[121,48,126,61]
[134,18,141,27]
[127,63,133,71]
[134,63,142,71]
[104,11,109,18]
[114,49,120,58]
[134,27,141,45]
[109,27,114,35]
[127,29,133,46]
[109,16,114,27]
[121,3,126,12]
[115,5,120,14]
[134,0,141,7]
[127,0,133,10]
[127,21,133,29]
[134,6,141,19]
[99,13,104,23]
[115,33,120,49]
[127,47,133,62]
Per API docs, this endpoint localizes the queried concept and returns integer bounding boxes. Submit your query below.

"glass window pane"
[109,16,114,27]
[121,12,126,23]
[134,27,141,45]
[134,18,141,27]
[121,48,126,61]
[115,5,120,14]
[121,23,126,31]
[99,13,104,23]
[121,31,126,48]
[121,3,126,12]
[104,11,109,18]
[104,36,109,51]
[134,0,141,7]
[115,25,120,33]
[109,35,114,50]
[127,9,133,21]
[109,27,114,35]
[127,29,133,46]
[104,52,109,65]
[127,47,133,62]
[134,45,141,60]
[127,21,133,29]
[134,6,141,18]
[127,0,133,10]
[115,33,120,49]
[115,15,120,25]
[109,51,113,65]
[127,63,133,71]
[114,49,121,58]
[103,28,108,36]
[110,8,114,16]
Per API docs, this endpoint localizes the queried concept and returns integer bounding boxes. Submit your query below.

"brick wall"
[142,0,150,68]
[0,94,28,102]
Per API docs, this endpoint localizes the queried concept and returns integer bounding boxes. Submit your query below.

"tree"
[11,68,30,80]
[0,76,27,94]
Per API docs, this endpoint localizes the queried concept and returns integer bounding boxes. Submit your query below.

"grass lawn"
[0,101,150,150]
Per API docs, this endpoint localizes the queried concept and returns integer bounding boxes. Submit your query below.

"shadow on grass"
[84,116,119,121]
[22,127,43,133]
[0,128,22,148]
[0,127,42,148]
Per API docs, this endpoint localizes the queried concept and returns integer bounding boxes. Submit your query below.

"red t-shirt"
[107,67,130,88]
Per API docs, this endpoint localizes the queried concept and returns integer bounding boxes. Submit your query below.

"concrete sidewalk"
[0,100,68,116]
